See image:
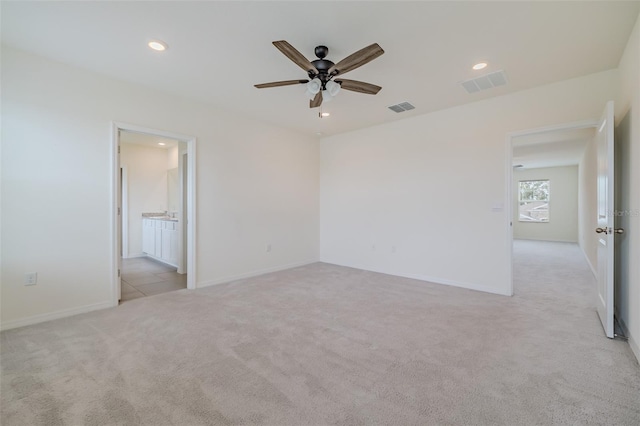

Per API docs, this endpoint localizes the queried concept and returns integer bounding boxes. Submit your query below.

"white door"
[596,101,615,338]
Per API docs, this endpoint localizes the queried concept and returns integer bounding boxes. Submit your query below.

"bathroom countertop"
[142,213,178,222]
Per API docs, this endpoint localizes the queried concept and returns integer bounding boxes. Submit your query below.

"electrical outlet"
[266,244,272,252]
[24,272,37,286]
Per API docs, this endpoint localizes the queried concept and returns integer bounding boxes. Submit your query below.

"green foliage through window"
[518,180,549,222]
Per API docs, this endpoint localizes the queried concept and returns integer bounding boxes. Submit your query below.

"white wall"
[1,47,320,328]
[512,166,578,242]
[320,70,617,296]
[614,13,640,362]
[167,146,179,170]
[120,143,169,257]
[578,136,598,274]
[167,145,180,213]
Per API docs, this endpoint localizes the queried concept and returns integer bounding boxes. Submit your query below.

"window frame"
[518,179,550,223]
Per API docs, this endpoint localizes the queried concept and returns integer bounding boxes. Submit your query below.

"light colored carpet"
[1,240,639,425]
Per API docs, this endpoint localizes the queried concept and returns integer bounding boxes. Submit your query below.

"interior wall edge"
[623,327,640,365]
[197,259,320,289]
[318,261,513,297]
[0,301,113,332]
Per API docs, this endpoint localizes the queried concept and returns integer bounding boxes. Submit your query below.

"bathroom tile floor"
[120,257,187,303]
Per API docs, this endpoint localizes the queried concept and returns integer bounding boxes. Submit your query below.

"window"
[518,180,549,222]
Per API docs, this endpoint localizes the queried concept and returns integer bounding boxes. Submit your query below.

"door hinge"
[118,207,121,215]
[118,145,121,154]
[118,269,121,277]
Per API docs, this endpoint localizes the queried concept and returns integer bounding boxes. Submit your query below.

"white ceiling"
[512,127,595,169]
[2,1,638,137]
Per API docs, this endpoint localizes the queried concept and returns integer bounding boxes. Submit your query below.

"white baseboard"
[628,333,640,365]
[615,307,630,336]
[579,245,597,278]
[319,260,512,296]
[402,271,512,296]
[124,253,146,259]
[197,259,319,288]
[144,253,177,268]
[614,310,640,365]
[0,301,113,331]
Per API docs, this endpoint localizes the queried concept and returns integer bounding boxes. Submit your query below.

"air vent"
[460,70,508,94]
[388,101,415,113]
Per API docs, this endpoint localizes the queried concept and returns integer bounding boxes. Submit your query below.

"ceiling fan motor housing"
[309,46,336,88]
[314,45,329,59]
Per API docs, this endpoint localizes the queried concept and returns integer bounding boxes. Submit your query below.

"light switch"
[24,272,37,286]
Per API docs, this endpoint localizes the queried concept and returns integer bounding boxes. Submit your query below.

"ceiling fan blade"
[335,79,382,95]
[328,43,384,76]
[310,91,322,108]
[273,40,319,74]
[254,80,308,89]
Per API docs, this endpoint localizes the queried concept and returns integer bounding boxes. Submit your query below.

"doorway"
[506,120,599,297]
[112,122,196,306]
[505,109,623,340]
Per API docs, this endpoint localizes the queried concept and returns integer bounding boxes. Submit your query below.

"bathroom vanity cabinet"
[142,217,178,267]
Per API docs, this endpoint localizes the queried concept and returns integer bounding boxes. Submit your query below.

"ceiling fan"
[255,40,384,108]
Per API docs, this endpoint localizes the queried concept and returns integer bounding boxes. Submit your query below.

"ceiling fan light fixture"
[307,78,322,94]
[321,90,333,103]
[325,80,341,97]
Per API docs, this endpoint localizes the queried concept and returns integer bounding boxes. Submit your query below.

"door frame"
[178,149,188,274]
[505,119,598,296]
[111,122,197,307]
[121,165,129,258]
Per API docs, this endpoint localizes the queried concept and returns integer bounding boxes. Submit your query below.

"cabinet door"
[154,224,162,257]
[160,223,179,265]
[168,227,179,264]
[142,219,154,254]
[161,226,172,261]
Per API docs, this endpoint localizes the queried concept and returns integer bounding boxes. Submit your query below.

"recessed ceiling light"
[148,40,168,51]
[473,62,488,70]
[158,142,166,146]
[320,112,330,118]
[316,132,323,136]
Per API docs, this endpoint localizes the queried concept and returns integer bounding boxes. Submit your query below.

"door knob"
[614,228,624,234]
[595,227,607,234]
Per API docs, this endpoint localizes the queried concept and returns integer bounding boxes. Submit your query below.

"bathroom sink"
[144,214,178,221]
